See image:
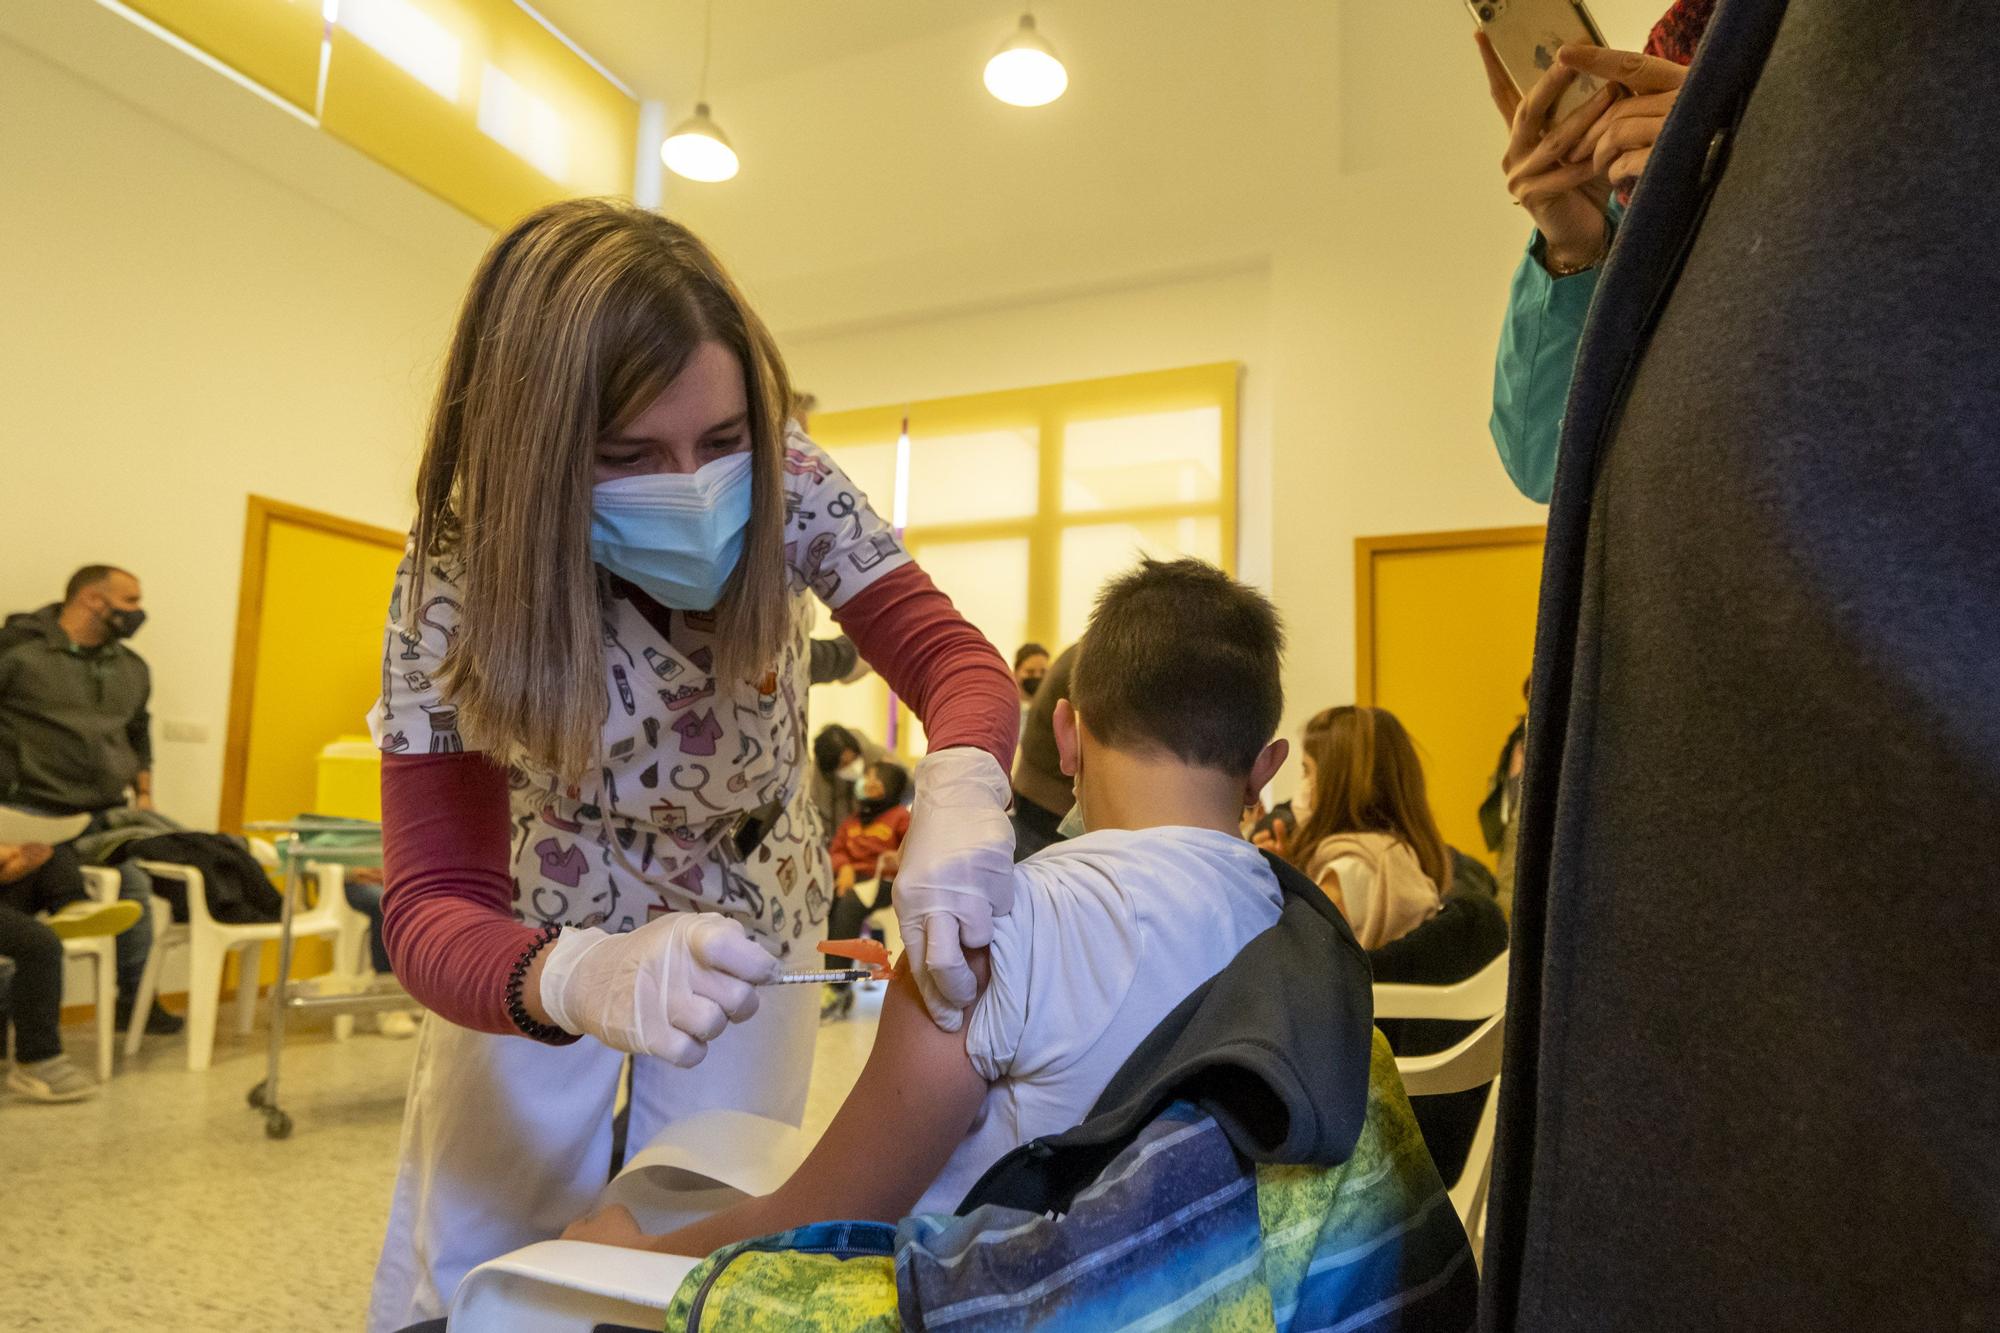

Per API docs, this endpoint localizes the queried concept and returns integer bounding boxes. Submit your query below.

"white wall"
[1,4,492,1006]
[0,3,491,830]
[755,0,1678,791]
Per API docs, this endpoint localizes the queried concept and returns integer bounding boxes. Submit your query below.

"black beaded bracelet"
[506,924,577,1044]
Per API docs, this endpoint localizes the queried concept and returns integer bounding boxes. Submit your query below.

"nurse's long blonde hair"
[409,199,792,783]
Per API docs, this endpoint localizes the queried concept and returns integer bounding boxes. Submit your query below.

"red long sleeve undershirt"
[378,563,1019,1036]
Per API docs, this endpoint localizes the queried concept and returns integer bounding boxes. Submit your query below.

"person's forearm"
[641,1194,797,1259]
[381,751,559,1037]
[834,564,1018,770]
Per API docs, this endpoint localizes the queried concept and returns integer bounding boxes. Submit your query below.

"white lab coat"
[363,436,910,1327]
[365,988,814,1330]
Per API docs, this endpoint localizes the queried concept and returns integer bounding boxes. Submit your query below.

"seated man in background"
[0,566,180,1036]
[570,559,1328,1248]
[0,839,141,1100]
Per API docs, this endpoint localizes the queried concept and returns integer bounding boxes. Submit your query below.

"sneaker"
[116,997,186,1037]
[8,1055,98,1103]
[819,984,855,1024]
[375,1011,419,1039]
[299,971,367,998]
[42,899,143,940]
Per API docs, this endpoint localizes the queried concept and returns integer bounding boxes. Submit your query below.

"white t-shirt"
[913,825,1284,1215]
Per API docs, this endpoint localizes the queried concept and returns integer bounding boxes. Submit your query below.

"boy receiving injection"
[568,558,1305,1249]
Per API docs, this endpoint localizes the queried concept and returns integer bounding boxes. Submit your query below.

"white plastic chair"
[1374,950,1509,1258]
[58,866,125,1081]
[129,856,367,1070]
[451,1108,806,1331]
[119,839,281,1060]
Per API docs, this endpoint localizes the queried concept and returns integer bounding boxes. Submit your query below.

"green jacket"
[0,605,152,815]
[1488,201,1625,503]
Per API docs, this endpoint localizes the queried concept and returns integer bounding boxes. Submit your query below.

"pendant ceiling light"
[662,0,738,182]
[984,11,1068,107]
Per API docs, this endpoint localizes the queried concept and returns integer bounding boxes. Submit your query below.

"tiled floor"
[1,988,883,1332]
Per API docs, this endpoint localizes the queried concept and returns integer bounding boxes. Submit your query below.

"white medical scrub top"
[368,432,911,963]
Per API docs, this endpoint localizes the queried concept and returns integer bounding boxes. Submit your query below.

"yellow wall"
[1360,530,1544,866]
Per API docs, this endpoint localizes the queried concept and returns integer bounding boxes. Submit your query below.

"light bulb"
[984,14,1067,107]
[661,103,738,182]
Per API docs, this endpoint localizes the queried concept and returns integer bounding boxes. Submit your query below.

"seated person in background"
[819,760,911,1021]
[1282,706,1449,950]
[807,634,870,687]
[1011,642,1049,710]
[1009,644,1075,860]
[0,839,141,1101]
[337,867,419,1039]
[568,557,1298,1251]
[807,723,883,848]
[1477,675,1531,921]
[1,566,181,1036]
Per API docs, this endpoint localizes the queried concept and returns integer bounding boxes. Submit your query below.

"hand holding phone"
[1554,44,1690,191]
[1467,0,1608,121]
[1477,29,1616,270]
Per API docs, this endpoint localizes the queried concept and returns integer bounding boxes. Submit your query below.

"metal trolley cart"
[243,816,414,1139]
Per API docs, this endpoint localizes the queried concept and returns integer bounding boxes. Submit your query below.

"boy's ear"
[1244,738,1289,805]
[1053,699,1081,777]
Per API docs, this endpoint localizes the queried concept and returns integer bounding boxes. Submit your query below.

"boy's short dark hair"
[1070,558,1284,776]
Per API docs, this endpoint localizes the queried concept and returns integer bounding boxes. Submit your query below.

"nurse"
[365,199,1018,1329]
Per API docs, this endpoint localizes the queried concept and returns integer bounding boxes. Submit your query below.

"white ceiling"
[524,0,1671,336]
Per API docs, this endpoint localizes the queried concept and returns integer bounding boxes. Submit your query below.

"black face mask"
[103,607,147,640]
[1021,676,1042,698]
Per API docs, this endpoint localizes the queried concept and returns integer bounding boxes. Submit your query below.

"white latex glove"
[894,748,1017,1031]
[538,911,779,1066]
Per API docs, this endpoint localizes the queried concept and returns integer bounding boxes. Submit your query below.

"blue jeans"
[344,878,392,975]
[68,812,155,1000]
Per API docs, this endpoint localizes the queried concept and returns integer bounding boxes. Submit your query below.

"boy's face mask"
[589,452,753,612]
[1056,799,1086,840]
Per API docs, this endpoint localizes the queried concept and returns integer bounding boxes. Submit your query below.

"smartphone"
[1468,0,1609,123]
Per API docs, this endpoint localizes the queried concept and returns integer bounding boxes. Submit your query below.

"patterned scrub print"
[369,433,912,962]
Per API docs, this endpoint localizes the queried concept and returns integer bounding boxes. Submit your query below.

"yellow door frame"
[1353,525,1547,705]
[217,495,403,832]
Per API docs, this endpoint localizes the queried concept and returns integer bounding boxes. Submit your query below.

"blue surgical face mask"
[589,453,753,612]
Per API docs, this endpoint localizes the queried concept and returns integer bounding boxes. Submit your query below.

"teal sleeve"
[1487,205,1620,504]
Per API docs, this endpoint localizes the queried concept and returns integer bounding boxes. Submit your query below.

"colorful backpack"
[663,1032,1475,1332]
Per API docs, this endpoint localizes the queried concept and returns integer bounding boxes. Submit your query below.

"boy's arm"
[572,955,991,1257]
